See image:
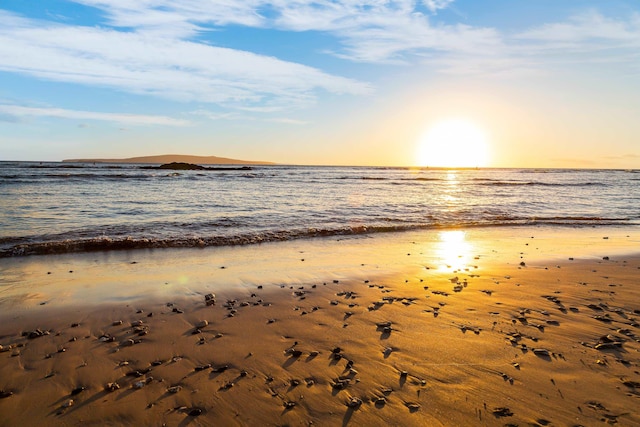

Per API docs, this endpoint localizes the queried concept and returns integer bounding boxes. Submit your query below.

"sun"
[416,119,489,168]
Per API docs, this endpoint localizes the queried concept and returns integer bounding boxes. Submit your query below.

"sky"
[1,0,639,168]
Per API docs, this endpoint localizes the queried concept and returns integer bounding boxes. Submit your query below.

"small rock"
[70,386,85,395]
[105,382,120,392]
[406,403,420,411]
[62,399,74,408]
[348,397,362,408]
[167,385,182,393]
[188,408,203,417]
[196,320,209,329]
[532,348,550,357]
[493,407,513,417]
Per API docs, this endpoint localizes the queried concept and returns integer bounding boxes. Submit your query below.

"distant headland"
[62,154,275,165]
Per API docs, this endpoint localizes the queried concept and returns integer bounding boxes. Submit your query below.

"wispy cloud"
[0,104,191,126]
[190,109,309,125]
[62,2,640,74]
[1,3,639,115]
[0,9,371,112]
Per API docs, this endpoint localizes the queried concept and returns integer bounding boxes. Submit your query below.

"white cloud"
[517,10,640,45]
[0,9,370,112]
[423,0,455,13]
[1,3,639,114]
[190,109,309,125]
[0,104,191,126]
[65,1,492,65]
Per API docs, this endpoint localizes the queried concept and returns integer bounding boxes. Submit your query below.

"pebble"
[188,408,203,417]
[532,348,550,356]
[70,386,85,395]
[348,397,362,408]
[105,382,120,392]
[196,320,209,329]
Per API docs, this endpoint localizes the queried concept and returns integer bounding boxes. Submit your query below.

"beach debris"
[332,378,350,390]
[104,382,120,392]
[167,385,182,394]
[62,399,74,409]
[0,390,14,399]
[375,397,386,406]
[196,320,209,329]
[532,348,550,357]
[188,408,203,417]
[284,401,296,409]
[285,348,303,358]
[99,334,115,342]
[492,407,513,417]
[406,402,421,412]
[212,365,229,373]
[70,386,85,395]
[24,329,49,339]
[133,378,153,389]
[348,397,363,408]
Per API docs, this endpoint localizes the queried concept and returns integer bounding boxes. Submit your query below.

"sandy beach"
[1,227,639,426]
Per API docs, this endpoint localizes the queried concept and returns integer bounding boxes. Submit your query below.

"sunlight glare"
[436,230,473,272]
[417,119,489,168]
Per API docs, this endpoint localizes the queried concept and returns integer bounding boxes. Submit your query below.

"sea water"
[1,162,639,257]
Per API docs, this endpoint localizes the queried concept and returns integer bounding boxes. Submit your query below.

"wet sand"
[1,228,639,426]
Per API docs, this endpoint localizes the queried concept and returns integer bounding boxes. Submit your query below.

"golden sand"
[1,228,639,426]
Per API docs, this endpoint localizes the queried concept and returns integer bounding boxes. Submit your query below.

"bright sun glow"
[435,230,474,272]
[417,119,489,168]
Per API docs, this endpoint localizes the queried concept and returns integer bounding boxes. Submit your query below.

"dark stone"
[188,408,203,417]
[71,387,85,395]
[143,162,253,171]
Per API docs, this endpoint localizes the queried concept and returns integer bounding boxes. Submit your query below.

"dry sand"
[1,228,639,426]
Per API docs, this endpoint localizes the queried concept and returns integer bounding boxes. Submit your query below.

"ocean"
[1,162,639,257]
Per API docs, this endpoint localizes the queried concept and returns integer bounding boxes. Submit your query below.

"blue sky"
[1,1,639,167]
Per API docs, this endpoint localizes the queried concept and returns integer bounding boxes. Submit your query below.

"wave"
[473,181,606,187]
[2,217,635,258]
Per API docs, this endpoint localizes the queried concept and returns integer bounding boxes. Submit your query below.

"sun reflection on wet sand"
[435,230,474,272]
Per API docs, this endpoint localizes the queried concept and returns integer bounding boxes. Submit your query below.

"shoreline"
[1,226,639,425]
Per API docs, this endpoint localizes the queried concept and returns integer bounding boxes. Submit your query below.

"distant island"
[62,154,275,165]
